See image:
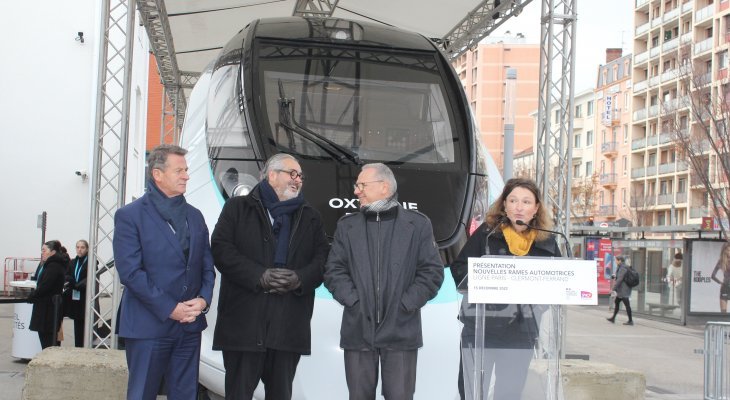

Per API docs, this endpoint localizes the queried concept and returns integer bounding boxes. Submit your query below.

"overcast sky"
[491,0,635,91]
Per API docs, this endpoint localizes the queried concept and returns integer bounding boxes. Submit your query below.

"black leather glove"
[276,269,301,293]
[260,269,291,292]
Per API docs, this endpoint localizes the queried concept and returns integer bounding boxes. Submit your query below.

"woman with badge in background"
[65,239,90,347]
[450,177,561,400]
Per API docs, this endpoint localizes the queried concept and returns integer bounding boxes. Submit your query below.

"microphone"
[514,220,572,258]
[483,216,506,256]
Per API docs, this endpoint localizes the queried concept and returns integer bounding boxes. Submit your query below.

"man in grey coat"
[324,163,444,400]
[607,255,634,325]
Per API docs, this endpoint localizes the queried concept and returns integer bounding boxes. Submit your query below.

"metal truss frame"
[440,0,533,60]
[535,1,575,396]
[535,0,576,244]
[86,0,136,349]
[138,0,187,144]
[292,0,340,17]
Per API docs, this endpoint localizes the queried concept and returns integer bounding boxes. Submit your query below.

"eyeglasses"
[276,169,305,181]
[353,180,383,191]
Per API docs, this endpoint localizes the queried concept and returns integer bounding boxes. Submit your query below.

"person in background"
[450,177,561,400]
[211,153,329,400]
[65,239,90,347]
[324,163,444,400]
[607,256,634,325]
[711,243,730,313]
[113,144,215,400]
[666,252,683,305]
[28,240,68,349]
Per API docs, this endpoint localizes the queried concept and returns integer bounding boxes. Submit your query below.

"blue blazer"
[113,192,216,339]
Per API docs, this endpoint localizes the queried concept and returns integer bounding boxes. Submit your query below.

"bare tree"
[621,191,654,237]
[663,51,730,238]
[570,173,599,223]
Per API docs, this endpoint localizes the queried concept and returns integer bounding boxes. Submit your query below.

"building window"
[586,130,594,146]
[624,124,629,143]
[623,155,628,176]
[622,188,626,206]
[587,100,594,116]
[586,161,593,176]
[719,50,729,70]
[658,211,666,225]
[573,163,582,178]
[648,152,657,166]
[678,178,686,193]
[574,133,582,148]
[575,104,582,118]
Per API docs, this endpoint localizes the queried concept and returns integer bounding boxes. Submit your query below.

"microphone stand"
[514,219,569,400]
[514,220,572,258]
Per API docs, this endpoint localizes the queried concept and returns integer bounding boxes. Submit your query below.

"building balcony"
[646,165,657,176]
[573,118,584,129]
[632,137,647,150]
[657,194,674,205]
[648,104,660,118]
[601,141,618,157]
[600,173,618,188]
[681,32,693,44]
[634,108,647,120]
[631,167,646,178]
[635,0,649,8]
[651,17,662,28]
[650,46,661,59]
[658,132,673,145]
[648,75,661,88]
[662,37,679,52]
[598,205,618,217]
[682,0,694,14]
[634,79,648,92]
[676,192,688,203]
[689,206,710,219]
[663,7,680,22]
[695,37,713,55]
[677,160,689,171]
[658,162,675,174]
[635,22,650,36]
[696,4,715,23]
[661,69,678,83]
[635,50,649,65]
[647,135,658,146]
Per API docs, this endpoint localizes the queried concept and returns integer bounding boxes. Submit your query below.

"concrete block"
[22,347,127,400]
[559,359,645,400]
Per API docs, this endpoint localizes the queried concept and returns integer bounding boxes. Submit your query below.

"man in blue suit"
[113,144,215,400]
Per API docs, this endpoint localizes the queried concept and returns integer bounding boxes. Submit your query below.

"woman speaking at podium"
[450,178,561,400]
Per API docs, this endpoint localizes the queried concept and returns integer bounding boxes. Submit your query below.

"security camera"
[75,170,88,181]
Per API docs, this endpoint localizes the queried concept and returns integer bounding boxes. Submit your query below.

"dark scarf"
[147,180,190,259]
[258,179,304,266]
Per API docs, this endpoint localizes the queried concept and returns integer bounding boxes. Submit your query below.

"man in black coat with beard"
[211,153,329,400]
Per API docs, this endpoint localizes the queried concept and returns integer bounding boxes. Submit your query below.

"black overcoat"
[211,184,330,354]
[451,223,561,349]
[28,253,67,333]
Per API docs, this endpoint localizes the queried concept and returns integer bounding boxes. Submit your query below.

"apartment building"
[570,90,599,224]
[632,0,730,228]
[453,34,540,174]
[594,50,634,225]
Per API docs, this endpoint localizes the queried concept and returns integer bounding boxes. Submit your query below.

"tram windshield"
[255,41,460,165]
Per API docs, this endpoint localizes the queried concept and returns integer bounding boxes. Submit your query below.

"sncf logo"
[328,198,419,210]
[580,291,593,299]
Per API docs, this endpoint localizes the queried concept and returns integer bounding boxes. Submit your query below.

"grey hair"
[147,144,187,180]
[362,163,397,196]
[260,153,299,180]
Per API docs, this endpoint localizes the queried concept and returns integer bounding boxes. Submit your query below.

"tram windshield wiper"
[277,80,362,165]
